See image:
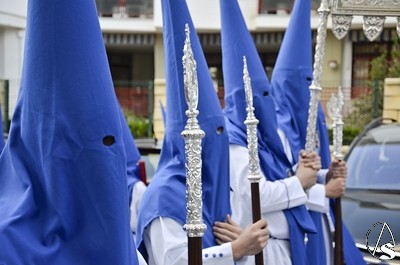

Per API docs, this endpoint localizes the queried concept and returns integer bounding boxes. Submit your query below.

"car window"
[347,140,400,190]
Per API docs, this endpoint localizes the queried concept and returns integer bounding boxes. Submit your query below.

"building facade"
[1,0,397,139]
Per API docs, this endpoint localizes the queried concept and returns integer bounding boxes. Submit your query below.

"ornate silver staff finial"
[181,23,206,238]
[331,0,400,41]
[243,56,261,183]
[327,86,344,160]
[305,0,330,152]
[183,24,198,113]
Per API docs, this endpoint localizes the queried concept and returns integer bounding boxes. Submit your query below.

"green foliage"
[328,126,362,146]
[369,52,387,81]
[348,36,400,130]
[123,109,149,138]
[344,88,382,129]
[388,34,400,77]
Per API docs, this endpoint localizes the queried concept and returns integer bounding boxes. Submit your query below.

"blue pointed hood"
[0,105,4,150]
[136,0,231,251]
[271,0,314,160]
[220,0,290,178]
[0,0,138,264]
[271,0,331,167]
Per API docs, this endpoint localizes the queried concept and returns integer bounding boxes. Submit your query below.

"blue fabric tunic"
[0,0,139,264]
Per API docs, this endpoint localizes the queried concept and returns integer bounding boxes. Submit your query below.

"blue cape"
[220,1,316,264]
[0,0,138,264]
[270,0,365,264]
[136,0,231,255]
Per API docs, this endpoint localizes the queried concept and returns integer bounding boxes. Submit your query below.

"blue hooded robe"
[0,0,139,264]
[270,0,366,264]
[136,0,231,258]
[220,0,317,264]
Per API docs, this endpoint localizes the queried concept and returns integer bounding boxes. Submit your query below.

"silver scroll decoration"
[181,24,207,238]
[332,15,353,39]
[243,56,261,183]
[327,86,345,160]
[331,0,400,40]
[305,0,330,152]
[363,16,385,41]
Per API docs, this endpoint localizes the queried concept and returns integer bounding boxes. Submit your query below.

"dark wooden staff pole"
[251,183,264,265]
[188,237,202,265]
[334,197,343,265]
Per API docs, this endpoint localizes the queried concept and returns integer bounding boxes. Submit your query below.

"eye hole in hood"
[216,126,224,134]
[103,135,115,146]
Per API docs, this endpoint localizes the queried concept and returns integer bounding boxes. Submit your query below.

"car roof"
[361,123,400,144]
[345,118,399,159]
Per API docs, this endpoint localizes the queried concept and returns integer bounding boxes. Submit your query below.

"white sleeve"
[130,181,147,234]
[306,183,329,213]
[306,169,330,213]
[230,145,307,215]
[260,175,308,212]
[144,217,240,265]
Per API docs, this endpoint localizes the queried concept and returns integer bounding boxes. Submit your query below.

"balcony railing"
[96,0,153,18]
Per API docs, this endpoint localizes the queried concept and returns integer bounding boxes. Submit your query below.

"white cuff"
[306,183,329,213]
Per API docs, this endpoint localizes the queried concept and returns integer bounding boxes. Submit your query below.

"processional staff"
[243,56,264,265]
[181,24,206,265]
[303,0,346,263]
[327,87,345,265]
[306,0,400,263]
[304,0,330,153]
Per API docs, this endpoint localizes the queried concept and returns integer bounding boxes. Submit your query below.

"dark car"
[342,118,400,264]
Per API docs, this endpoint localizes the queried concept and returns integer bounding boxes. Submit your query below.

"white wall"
[154,0,260,31]
[0,0,28,28]
[0,0,27,119]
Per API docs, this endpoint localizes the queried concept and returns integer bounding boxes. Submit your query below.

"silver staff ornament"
[181,24,207,238]
[305,0,330,152]
[243,56,262,183]
[327,86,344,160]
